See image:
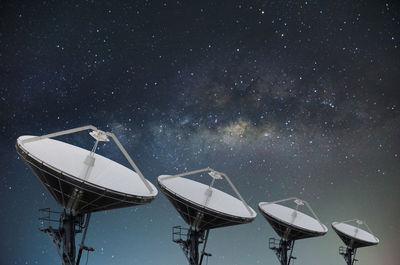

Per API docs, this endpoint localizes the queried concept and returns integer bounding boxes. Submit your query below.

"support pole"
[281,240,288,265]
[188,229,200,265]
[60,211,77,265]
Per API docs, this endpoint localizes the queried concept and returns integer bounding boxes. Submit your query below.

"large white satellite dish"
[158,168,256,265]
[332,219,379,265]
[17,135,156,212]
[258,197,327,265]
[259,199,328,240]
[16,125,157,265]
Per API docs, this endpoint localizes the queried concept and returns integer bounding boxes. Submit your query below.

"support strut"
[76,213,94,265]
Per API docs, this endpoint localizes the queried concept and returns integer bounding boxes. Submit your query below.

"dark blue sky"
[1,1,399,264]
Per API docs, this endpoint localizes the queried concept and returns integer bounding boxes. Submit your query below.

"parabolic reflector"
[332,221,379,249]
[158,168,256,230]
[259,198,328,241]
[16,127,157,213]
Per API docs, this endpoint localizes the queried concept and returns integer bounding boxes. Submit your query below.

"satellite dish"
[259,199,328,241]
[16,125,157,265]
[17,135,156,213]
[258,197,327,265]
[332,220,379,248]
[158,168,256,265]
[158,173,255,230]
[332,219,379,265]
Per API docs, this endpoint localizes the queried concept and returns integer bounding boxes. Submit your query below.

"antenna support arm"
[21,125,98,144]
[106,132,154,194]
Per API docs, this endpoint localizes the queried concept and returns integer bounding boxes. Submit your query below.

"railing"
[269,237,280,250]
[38,208,61,230]
[38,208,85,232]
[172,226,189,243]
[339,246,347,255]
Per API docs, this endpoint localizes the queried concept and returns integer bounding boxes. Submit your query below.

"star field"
[1,1,399,265]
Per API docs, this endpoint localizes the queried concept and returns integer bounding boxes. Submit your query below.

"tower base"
[38,208,94,265]
[339,246,358,265]
[269,237,296,265]
[172,226,211,265]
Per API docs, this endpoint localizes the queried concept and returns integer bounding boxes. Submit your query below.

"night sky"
[1,1,400,265]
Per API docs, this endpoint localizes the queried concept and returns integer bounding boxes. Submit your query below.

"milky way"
[1,1,399,265]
